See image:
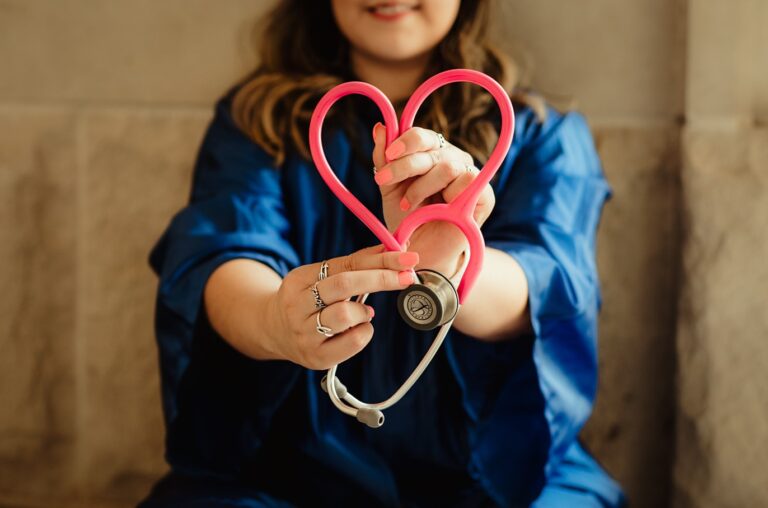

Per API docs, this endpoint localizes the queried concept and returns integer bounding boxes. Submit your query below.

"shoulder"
[510,102,602,179]
[201,86,282,170]
[189,90,284,201]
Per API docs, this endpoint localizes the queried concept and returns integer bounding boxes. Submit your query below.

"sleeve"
[148,96,303,425]
[443,106,613,506]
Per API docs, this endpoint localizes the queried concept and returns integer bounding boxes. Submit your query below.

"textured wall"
[674,1,768,507]
[494,2,687,507]
[0,1,765,507]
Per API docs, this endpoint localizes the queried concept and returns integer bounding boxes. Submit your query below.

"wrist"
[252,290,283,361]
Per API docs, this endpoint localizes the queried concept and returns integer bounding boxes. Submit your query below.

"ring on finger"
[315,308,334,337]
[311,281,327,309]
[436,132,446,149]
[318,260,329,281]
[465,163,477,174]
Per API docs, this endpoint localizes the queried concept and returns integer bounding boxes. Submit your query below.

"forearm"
[203,258,283,360]
[451,247,532,341]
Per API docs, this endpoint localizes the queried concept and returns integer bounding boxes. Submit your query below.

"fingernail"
[367,305,375,318]
[385,140,405,159]
[372,122,382,140]
[374,168,392,185]
[398,270,416,286]
[399,196,410,211]
[399,251,419,266]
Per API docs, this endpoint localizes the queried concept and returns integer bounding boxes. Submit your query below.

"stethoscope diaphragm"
[397,269,459,331]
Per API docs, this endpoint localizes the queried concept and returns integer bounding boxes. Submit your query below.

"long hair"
[231,0,546,167]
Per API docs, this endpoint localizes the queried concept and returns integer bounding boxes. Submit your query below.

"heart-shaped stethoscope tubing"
[309,69,515,428]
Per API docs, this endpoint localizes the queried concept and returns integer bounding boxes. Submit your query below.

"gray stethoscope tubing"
[322,248,471,428]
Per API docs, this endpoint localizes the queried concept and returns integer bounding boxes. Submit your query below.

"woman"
[141,0,625,506]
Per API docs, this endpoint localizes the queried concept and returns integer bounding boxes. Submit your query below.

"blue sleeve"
[148,97,302,425]
[444,106,612,506]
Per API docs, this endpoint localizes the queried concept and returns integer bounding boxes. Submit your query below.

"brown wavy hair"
[232,0,546,167]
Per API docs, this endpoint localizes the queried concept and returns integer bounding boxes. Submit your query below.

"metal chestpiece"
[396,269,459,331]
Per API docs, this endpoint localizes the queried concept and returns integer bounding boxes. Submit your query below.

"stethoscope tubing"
[326,246,470,415]
[309,69,515,426]
[309,69,515,303]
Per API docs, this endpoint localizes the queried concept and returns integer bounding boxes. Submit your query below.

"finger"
[441,169,475,204]
[322,245,420,281]
[442,168,496,225]
[374,150,439,186]
[401,158,465,210]
[473,184,496,225]
[309,268,417,315]
[294,243,385,285]
[372,122,387,171]
[313,300,374,336]
[313,322,375,369]
[385,127,442,160]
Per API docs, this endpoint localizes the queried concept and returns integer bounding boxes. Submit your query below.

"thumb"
[372,122,387,170]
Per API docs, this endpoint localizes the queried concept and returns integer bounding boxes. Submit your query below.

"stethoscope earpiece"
[320,374,385,428]
[397,269,458,331]
[356,408,385,429]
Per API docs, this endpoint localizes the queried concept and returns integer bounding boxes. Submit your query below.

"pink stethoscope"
[309,69,515,428]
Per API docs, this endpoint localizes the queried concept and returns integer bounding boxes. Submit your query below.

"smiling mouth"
[366,2,420,20]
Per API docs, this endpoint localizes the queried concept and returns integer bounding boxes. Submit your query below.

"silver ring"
[311,281,326,309]
[318,260,329,281]
[316,308,334,337]
[372,165,378,175]
[436,133,446,149]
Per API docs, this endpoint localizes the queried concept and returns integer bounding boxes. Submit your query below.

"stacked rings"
[314,260,334,337]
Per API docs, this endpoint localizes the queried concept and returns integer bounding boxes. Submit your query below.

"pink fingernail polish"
[374,168,392,185]
[367,305,375,318]
[398,270,415,286]
[399,196,410,211]
[385,140,405,159]
[399,251,419,266]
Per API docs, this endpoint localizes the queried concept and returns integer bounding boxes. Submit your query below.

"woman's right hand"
[263,244,420,370]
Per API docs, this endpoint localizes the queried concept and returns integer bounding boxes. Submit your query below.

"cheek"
[419,0,461,43]
[332,0,461,62]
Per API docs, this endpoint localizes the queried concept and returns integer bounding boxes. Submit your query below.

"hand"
[264,244,420,370]
[371,124,496,275]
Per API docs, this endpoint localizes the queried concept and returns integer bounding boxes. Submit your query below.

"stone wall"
[0,1,765,507]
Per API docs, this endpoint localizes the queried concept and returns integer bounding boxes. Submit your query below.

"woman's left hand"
[371,123,496,275]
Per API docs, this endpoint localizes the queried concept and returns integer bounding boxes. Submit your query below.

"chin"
[358,38,435,64]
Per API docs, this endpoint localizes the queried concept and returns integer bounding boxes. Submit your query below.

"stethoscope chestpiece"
[396,269,459,331]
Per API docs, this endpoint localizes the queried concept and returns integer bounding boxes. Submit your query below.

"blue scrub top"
[145,90,626,508]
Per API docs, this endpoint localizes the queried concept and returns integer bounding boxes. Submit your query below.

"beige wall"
[0,1,765,507]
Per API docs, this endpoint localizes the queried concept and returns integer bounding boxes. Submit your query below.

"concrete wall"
[0,1,765,507]
[674,1,768,507]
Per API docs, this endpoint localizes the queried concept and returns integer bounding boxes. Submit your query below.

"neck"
[351,50,432,105]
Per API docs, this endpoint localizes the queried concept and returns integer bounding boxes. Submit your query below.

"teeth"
[373,4,411,15]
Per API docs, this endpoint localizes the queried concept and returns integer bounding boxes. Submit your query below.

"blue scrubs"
[140,91,626,508]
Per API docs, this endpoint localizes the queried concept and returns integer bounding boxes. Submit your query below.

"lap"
[137,473,295,508]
